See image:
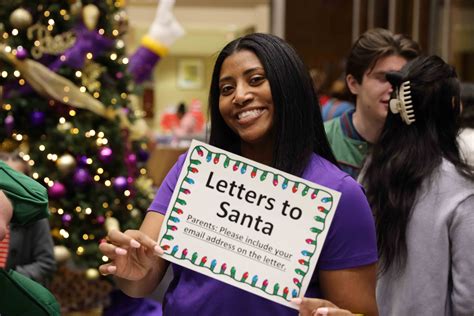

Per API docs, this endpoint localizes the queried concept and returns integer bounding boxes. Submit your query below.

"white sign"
[158,140,341,309]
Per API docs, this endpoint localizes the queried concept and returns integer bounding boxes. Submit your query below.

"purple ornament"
[127,176,134,185]
[113,176,128,192]
[5,115,15,135]
[73,168,92,186]
[62,213,72,223]
[116,72,123,79]
[77,155,89,167]
[125,153,137,165]
[98,147,113,164]
[16,48,28,60]
[96,215,105,224]
[48,182,66,199]
[30,111,46,126]
[136,148,149,162]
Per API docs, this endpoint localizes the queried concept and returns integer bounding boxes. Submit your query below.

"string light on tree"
[0,0,155,311]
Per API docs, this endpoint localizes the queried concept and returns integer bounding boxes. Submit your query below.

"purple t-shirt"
[149,153,377,315]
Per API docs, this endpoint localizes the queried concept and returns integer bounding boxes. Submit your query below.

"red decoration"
[292,184,298,193]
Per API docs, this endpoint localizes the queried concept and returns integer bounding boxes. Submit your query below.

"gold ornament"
[27,23,76,59]
[18,141,30,155]
[70,0,83,16]
[54,245,72,263]
[131,209,141,219]
[115,0,126,8]
[57,121,73,132]
[9,8,33,30]
[0,139,18,152]
[105,217,120,232]
[135,175,155,198]
[82,4,100,31]
[56,153,77,174]
[85,268,100,280]
[82,61,105,92]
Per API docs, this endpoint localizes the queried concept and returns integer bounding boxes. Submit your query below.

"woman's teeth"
[238,109,262,120]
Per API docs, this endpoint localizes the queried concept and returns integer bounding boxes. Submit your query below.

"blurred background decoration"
[0,0,473,314]
[0,0,153,313]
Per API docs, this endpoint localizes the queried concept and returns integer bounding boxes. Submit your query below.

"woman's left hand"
[292,297,353,316]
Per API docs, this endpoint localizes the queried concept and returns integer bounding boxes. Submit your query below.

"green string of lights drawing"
[159,145,335,301]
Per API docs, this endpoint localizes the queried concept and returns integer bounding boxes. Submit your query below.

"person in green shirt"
[324,28,420,178]
[0,160,60,316]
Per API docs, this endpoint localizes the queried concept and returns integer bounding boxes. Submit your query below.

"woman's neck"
[241,141,273,166]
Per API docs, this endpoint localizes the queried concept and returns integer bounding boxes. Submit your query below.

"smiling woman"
[99,33,378,316]
[217,50,275,160]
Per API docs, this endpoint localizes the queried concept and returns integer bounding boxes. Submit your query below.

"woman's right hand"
[98,228,163,281]
[292,297,354,316]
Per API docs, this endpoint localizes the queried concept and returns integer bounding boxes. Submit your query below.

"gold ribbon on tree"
[0,44,149,140]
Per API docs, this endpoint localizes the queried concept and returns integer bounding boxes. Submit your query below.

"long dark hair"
[364,55,474,274]
[208,33,337,176]
[460,82,474,128]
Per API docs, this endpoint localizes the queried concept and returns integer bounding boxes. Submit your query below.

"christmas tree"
[0,0,155,271]
[0,0,186,312]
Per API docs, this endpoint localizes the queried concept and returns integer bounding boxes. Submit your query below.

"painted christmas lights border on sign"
[158,140,340,309]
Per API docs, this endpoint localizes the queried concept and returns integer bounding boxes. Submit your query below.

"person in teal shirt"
[324,28,420,178]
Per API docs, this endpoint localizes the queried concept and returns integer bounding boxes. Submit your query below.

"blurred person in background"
[310,66,354,122]
[320,77,355,122]
[0,157,59,315]
[0,151,56,286]
[295,56,474,316]
[324,28,420,178]
[459,82,474,165]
